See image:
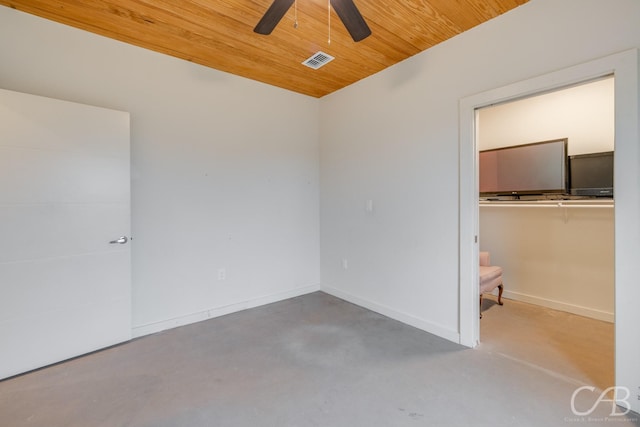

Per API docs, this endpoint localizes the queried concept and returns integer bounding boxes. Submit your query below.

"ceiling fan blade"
[254,0,295,35]
[330,0,371,42]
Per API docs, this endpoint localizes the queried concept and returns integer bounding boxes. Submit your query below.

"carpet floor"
[1,291,637,426]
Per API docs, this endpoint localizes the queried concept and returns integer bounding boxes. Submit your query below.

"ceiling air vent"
[302,51,335,70]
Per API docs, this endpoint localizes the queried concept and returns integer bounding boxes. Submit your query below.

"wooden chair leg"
[479,293,483,319]
[497,284,504,305]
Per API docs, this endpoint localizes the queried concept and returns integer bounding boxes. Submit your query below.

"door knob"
[109,236,129,244]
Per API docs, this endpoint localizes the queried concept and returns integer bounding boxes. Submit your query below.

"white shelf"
[479,199,614,208]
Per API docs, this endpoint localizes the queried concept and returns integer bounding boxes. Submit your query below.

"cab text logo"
[570,386,631,417]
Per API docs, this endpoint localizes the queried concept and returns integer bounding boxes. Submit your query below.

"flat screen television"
[569,151,613,197]
[479,138,568,197]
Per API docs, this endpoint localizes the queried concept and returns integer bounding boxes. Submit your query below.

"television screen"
[569,151,613,197]
[479,138,568,196]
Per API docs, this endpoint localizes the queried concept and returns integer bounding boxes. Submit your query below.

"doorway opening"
[476,76,615,391]
[458,49,640,413]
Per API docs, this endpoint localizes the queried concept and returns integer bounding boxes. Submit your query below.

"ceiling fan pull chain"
[327,0,331,44]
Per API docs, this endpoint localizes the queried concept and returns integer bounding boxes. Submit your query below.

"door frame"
[458,49,639,411]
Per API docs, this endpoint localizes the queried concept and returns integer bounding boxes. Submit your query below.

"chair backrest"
[479,251,491,266]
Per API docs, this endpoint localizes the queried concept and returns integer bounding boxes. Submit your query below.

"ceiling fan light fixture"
[254,0,371,42]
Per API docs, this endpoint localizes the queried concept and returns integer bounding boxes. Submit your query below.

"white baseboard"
[132,284,321,338]
[497,289,614,323]
[322,285,460,344]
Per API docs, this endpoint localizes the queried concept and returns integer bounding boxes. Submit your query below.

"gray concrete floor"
[1,292,638,426]
[480,294,614,392]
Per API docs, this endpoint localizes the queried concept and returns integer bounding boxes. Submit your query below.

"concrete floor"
[1,292,638,426]
[481,295,614,392]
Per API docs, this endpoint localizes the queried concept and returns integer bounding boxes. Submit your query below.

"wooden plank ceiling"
[0,0,528,98]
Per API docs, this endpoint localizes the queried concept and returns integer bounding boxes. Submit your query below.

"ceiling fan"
[254,0,372,42]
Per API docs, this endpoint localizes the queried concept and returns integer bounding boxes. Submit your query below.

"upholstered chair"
[479,251,504,318]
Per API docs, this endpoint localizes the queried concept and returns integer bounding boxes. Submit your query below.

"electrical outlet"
[218,268,226,281]
[342,259,349,270]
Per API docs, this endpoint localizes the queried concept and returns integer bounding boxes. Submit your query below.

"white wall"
[319,0,640,342]
[479,77,615,154]
[479,204,614,321]
[0,7,321,335]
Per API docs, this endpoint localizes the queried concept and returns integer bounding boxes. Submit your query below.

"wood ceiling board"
[0,0,529,97]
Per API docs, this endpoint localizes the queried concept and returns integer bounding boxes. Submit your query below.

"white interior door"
[0,88,131,379]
